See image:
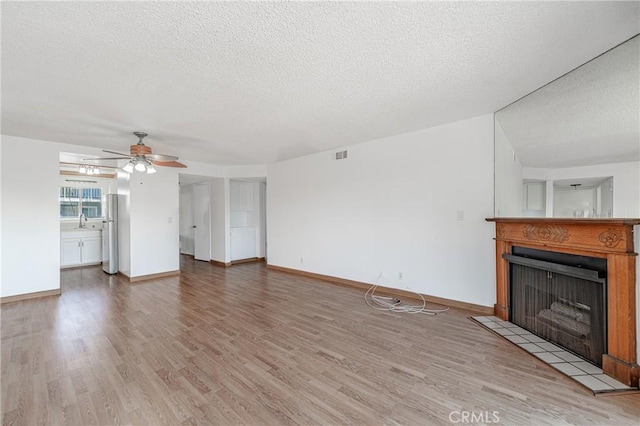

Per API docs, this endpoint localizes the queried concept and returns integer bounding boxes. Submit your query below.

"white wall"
[494,118,523,217]
[227,165,268,179]
[179,161,266,180]
[211,178,229,263]
[267,114,496,307]
[117,171,132,277]
[1,136,61,297]
[524,161,640,218]
[128,168,180,277]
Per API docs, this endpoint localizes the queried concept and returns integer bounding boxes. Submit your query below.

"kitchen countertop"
[61,229,102,238]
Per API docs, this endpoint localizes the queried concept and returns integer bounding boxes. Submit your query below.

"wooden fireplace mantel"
[486,217,640,387]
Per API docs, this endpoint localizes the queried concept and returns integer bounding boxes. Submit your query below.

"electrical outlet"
[300,257,304,264]
[398,272,403,279]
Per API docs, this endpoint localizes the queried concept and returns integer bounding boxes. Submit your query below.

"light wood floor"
[2,257,639,425]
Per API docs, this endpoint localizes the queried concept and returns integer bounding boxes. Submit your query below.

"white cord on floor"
[364,274,449,315]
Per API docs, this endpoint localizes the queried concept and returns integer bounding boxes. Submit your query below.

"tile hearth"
[472,316,638,395]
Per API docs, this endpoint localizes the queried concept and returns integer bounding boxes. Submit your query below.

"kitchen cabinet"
[82,235,102,264]
[230,227,257,261]
[61,230,102,267]
[61,238,82,266]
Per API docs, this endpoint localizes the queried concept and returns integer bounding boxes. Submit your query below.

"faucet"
[79,213,87,228]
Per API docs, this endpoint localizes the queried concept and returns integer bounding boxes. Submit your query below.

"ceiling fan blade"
[103,149,131,157]
[84,156,130,160]
[146,153,179,162]
[152,160,187,168]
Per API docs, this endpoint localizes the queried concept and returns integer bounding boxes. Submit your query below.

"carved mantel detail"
[598,228,623,248]
[522,224,569,243]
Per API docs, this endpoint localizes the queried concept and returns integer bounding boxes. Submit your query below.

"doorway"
[179,179,211,261]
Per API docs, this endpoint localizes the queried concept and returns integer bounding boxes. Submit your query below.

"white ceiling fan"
[93,132,187,174]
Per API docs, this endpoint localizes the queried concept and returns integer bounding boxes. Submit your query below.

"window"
[60,186,102,218]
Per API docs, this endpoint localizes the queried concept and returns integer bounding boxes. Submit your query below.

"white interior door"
[193,183,211,261]
[179,185,194,255]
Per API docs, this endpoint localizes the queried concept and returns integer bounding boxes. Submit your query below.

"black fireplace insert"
[504,247,607,366]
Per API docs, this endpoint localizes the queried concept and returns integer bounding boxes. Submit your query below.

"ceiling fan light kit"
[122,157,157,174]
[78,165,100,175]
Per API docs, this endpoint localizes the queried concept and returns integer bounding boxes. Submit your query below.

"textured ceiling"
[496,35,639,168]
[2,2,639,165]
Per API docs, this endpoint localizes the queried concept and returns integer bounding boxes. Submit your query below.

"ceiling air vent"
[335,150,348,160]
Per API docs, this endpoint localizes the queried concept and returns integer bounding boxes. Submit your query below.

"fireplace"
[505,247,606,366]
[487,218,640,387]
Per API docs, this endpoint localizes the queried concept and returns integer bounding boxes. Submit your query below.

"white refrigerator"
[102,194,118,274]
